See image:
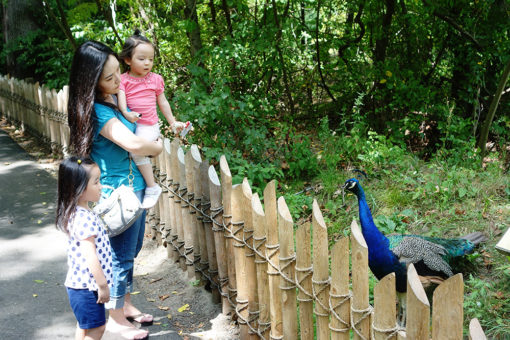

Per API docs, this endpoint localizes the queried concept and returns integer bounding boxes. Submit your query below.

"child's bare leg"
[137,163,155,187]
[83,325,106,340]
[75,326,85,340]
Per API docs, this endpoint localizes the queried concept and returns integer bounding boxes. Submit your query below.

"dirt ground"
[133,237,239,339]
[0,118,240,340]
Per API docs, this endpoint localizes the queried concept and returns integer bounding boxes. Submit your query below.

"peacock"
[342,178,486,324]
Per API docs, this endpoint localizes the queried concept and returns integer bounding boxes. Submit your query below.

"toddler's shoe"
[142,184,162,209]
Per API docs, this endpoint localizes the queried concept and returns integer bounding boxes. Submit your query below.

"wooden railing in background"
[0,75,488,340]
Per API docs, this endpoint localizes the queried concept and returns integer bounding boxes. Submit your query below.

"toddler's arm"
[157,93,186,134]
[81,236,110,304]
[118,90,141,123]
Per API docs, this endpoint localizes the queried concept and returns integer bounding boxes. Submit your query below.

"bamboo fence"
[0,75,489,340]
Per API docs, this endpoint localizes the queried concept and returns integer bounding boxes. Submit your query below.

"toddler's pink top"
[119,72,165,125]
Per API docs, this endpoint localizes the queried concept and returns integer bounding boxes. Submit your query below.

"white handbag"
[93,159,143,237]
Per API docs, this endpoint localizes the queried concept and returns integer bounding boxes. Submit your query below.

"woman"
[68,41,162,340]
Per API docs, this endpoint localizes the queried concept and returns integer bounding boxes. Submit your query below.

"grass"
[280,131,510,338]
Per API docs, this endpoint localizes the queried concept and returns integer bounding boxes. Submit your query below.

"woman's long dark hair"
[56,156,96,234]
[68,41,118,156]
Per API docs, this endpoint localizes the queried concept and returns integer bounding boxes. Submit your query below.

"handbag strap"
[128,157,134,188]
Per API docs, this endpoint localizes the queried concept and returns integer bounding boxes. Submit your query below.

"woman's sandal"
[126,313,154,326]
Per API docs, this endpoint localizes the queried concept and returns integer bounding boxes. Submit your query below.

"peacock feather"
[343,178,485,293]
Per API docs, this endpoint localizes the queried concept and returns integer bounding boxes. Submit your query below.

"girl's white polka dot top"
[64,206,113,291]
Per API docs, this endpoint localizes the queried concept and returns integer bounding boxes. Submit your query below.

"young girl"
[56,156,113,340]
[118,29,186,209]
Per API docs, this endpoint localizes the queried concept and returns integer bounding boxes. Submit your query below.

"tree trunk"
[41,0,77,50]
[477,58,510,161]
[270,0,295,116]
[374,0,396,63]
[3,0,40,78]
[95,0,122,46]
[184,0,204,59]
[221,0,233,37]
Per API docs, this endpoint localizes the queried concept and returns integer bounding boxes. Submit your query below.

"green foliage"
[464,272,510,337]
[374,209,415,235]
[1,29,72,89]
[284,134,318,180]
[282,191,314,222]
[67,2,98,25]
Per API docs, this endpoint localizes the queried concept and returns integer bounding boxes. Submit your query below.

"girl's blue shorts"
[66,287,106,329]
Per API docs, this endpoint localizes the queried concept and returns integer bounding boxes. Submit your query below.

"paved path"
[0,129,182,339]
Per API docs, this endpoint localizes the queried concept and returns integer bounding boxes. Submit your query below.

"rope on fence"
[350,304,373,340]
[329,291,351,333]
[278,254,297,291]
[253,235,267,264]
[312,276,331,317]
[265,243,279,276]
[371,322,403,340]
[294,265,313,302]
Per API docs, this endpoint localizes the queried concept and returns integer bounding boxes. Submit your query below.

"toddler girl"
[56,156,113,340]
[118,29,186,209]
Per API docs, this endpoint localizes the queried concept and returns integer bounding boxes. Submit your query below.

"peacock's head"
[342,178,361,195]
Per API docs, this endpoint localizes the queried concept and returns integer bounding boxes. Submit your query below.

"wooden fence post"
[330,236,350,340]
[432,274,463,340]
[241,178,259,339]
[178,147,195,278]
[163,138,176,258]
[406,264,430,339]
[34,82,44,138]
[350,219,370,340]
[373,273,397,340]
[264,180,283,339]
[208,165,231,313]
[220,155,237,310]
[49,88,58,153]
[469,318,487,340]
[170,139,185,268]
[159,146,169,243]
[252,193,271,339]
[201,159,221,303]
[232,184,249,339]
[151,145,165,245]
[61,86,70,156]
[295,222,314,340]
[277,196,298,339]
[186,146,202,282]
[312,200,330,340]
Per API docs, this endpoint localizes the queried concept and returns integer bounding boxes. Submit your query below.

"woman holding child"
[67,40,160,340]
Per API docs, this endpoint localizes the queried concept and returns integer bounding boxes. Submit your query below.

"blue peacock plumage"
[343,178,485,293]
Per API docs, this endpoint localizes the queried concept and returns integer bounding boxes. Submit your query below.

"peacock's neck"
[357,192,390,247]
[356,188,407,291]
[357,192,396,263]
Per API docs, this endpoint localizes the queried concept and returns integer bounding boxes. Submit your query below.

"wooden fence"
[0,75,488,340]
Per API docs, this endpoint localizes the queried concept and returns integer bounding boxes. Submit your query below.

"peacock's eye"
[348,181,356,189]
